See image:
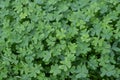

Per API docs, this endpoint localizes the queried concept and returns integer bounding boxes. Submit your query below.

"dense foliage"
[0,0,120,80]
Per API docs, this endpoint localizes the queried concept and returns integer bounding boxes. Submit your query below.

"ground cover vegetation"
[0,0,120,80]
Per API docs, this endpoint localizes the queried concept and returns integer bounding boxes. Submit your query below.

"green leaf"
[42,51,51,62]
[56,28,66,40]
[68,43,77,53]
[50,64,61,75]
[100,64,116,77]
[76,64,88,78]
[88,56,98,70]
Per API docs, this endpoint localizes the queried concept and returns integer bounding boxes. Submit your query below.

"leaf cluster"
[0,0,120,80]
